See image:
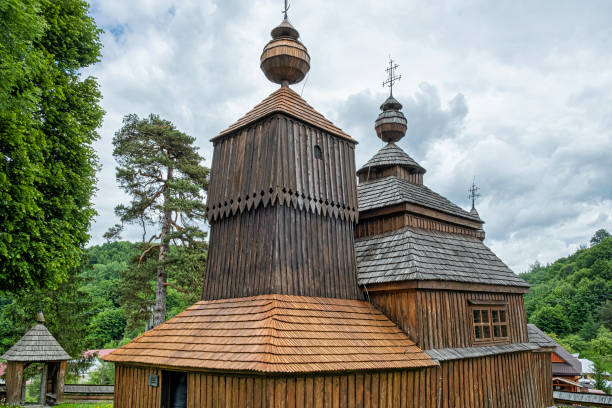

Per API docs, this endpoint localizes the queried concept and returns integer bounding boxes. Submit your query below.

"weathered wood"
[369,289,529,350]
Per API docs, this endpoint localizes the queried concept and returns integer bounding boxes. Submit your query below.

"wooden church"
[105,9,554,408]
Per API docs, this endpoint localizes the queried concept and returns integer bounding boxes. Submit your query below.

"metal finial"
[382,57,401,97]
[468,177,481,210]
[283,0,290,19]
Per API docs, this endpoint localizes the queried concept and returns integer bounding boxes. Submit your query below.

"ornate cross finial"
[382,57,401,96]
[468,177,481,210]
[282,0,290,19]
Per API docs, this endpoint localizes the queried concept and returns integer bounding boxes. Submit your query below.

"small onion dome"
[37,311,45,323]
[375,95,408,143]
[260,18,310,85]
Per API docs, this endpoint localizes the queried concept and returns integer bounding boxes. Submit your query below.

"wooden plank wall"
[437,351,553,408]
[355,212,483,239]
[369,289,529,349]
[114,365,161,408]
[187,369,439,408]
[204,204,363,300]
[358,166,423,185]
[207,115,358,223]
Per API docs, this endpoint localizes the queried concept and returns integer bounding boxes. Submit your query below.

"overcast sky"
[86,0,612,273]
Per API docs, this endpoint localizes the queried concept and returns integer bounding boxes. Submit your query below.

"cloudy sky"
[86,0,612,273]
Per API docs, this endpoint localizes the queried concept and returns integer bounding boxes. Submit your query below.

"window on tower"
[314,145,322,160]
[471,305,509,343]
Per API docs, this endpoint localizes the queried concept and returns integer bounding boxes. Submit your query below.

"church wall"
[437,351,553,408]
[113,364,162,408]
[204,204,363,300]
[369,289,529,349]
[113,364,440,408]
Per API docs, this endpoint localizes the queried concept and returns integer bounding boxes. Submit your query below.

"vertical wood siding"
[114,365,161,408]
[204,205,363,300]
[355,213,484,240]
[186,369,439,408]
[207,115,358,223]
[369,289,529,349]
[437,351,553,408]
[114,359,550,408]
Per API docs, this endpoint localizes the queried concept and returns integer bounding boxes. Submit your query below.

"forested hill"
[520,230,612,373]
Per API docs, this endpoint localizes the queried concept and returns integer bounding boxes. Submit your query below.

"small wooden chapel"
[105,8,554,408]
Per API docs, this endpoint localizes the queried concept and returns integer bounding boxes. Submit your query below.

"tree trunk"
[153,166,173,327]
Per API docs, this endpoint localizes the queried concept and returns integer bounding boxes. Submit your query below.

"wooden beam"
[360,203,483,230]
[364,280,530,294]
[5,361,24,405]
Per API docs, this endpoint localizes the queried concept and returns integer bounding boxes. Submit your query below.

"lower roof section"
[355,226,529,288]
[104,294,436,374]
[425,343,539,362]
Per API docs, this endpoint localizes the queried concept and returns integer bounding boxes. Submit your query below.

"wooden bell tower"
[202,15,362,300]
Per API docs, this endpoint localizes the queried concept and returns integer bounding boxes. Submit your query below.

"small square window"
[471,305,509,344]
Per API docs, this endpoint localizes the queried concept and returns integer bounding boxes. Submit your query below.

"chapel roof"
[1,322,71,362]
[358,176,482,222]
[104,294,436,373]
[357,143,425,174]
[213,86,354,142]
[355,226,528,287]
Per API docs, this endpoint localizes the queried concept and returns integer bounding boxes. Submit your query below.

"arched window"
[314,145,322,160]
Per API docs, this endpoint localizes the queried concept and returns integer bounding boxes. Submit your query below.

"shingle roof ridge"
[215,86,354,142]
[357,143,425,173]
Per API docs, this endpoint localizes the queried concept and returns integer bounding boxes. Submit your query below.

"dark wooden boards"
[204,205,363,300]
[369,289,529,349]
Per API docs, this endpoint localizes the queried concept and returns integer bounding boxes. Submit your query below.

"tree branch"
[163,281,191,295]
[138,244,161,266]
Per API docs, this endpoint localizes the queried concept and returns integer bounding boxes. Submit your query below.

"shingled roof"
[357,143,425,174]
[527,324,557,349]
[213,86,354,142]
[355,226,529,287]
[358,176,482,222]
[1,323,71,362]
[104,294,436,373]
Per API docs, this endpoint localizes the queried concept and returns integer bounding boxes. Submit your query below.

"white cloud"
[87,0,612,272]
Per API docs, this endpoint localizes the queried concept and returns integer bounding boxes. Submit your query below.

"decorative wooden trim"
[467,299,509,306]
[364,280,530,294]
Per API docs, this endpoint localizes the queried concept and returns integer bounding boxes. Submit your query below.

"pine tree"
[107,114,209,327]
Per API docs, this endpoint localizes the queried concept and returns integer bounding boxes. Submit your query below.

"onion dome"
[375,95,408,143]
[260,18,310,85]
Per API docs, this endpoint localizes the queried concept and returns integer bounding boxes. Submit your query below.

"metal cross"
[283,0,290,19]
[382,57,401,96]
[468,178,481,209]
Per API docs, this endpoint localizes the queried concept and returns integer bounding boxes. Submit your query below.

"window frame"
[470,304,510,344]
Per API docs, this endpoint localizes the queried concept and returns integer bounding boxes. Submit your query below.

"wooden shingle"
[104,294,436,373]
[1,324,70,362]
[357,142,425,174]
[213,86,355,142]
[355,226,529,287]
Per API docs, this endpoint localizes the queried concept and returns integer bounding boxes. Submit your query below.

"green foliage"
[591,228,612,246]
[0,0,103,294]
[108,114,209,327]
[522,231,612,385]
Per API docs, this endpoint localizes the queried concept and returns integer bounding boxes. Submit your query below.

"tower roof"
[105,294,436,373]
[213,86,354,142]
[357,142,425,175]
[1,318,71,362]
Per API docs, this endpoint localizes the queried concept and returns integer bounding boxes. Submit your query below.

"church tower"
[203,14,362,300]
